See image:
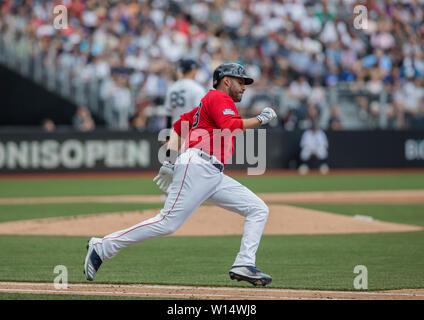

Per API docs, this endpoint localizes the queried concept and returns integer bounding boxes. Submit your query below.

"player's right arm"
[167,106,198,161]
[165,129,182,164]
[153,107,196,193]
[172,106,197,139]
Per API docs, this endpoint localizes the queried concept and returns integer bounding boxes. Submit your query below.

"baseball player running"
[164,59,206,128]
[84,62,277,287]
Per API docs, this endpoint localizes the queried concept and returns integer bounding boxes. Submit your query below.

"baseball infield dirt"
[0,204,421,236]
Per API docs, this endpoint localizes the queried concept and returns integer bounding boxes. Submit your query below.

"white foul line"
[0,288,338,300]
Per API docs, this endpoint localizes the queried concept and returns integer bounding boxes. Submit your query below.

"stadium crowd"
[1,0,424,131]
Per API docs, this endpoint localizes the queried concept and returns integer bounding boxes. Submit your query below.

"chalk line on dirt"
[1,282,423,300]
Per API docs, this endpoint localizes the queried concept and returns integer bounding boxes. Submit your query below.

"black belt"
[213,163,224,172]
[197,150,224,172]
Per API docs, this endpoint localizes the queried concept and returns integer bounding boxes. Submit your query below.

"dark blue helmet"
[179,59,200,74]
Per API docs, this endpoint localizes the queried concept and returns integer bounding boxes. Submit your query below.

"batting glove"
[153,161,174,193]
[257,107,277,125]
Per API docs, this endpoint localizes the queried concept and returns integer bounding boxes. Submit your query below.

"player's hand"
[153,161,174,193]
[257,107,277,125]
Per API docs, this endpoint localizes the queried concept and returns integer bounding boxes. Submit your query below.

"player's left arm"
[153,129,184,193]
[241,117,261,130]
[215,107,277,132]
[211,96,277,132]
[245,107,277,129]
[166,129,182,162]
[240,107,278,130]
[209,96,244,132]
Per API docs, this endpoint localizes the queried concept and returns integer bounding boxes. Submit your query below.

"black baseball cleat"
[229,266,272,287]
[83,237,103,281]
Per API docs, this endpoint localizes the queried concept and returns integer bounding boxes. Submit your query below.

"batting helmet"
[212,62,254,88]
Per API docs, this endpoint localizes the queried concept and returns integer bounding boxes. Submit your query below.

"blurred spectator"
[362,48,392,76]
[1,0,424,131]
[370,21,395,51]
[386,80,405,129]
[392,77,424,128]
[298,122,329,175]
[299,104,320,130]
[364,67,384,124]
[307,53,326,80]
[328,105,344,131]
[287,75,312,103]
[282,107,299,131]
[73,106,95,132]
[112,73,133,129]
[323,63,340,87]
[130,109,147,132]
[41,118,55,132]
[308,79,326,113]
[356,95,370,122]
[145,104,167,132]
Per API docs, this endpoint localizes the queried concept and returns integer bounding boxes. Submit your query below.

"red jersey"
[173,90,244,165]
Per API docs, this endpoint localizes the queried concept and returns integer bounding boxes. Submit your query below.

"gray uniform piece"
[164,78,206,126]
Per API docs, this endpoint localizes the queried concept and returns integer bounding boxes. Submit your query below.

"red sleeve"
[220,117,243,132]
[209,95,243,132]
[172,107,198,137]
[173,118,183,136]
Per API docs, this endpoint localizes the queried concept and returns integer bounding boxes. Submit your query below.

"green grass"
[236,174,424,193]
[0,178,159,198]
[1,173,424,198]
[291,203,424,227]
[0,233,423,291]
[0,203,163,223]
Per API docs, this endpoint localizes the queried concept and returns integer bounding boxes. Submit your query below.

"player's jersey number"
[170,90,186,108]
[192,103,202,128]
